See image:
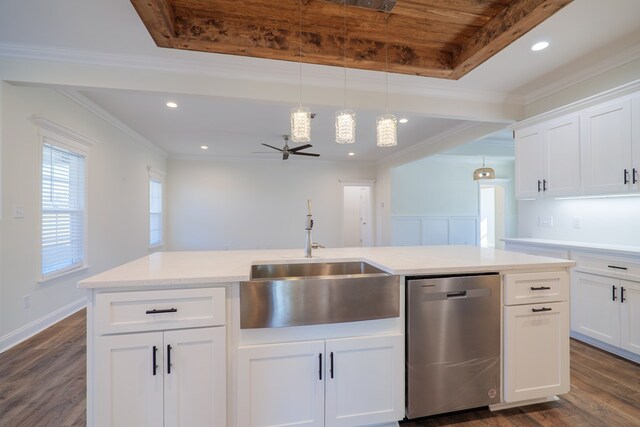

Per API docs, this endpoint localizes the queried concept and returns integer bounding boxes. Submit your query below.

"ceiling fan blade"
[289,144,313,153]
[291,151,320,157]
[261,143,284,152]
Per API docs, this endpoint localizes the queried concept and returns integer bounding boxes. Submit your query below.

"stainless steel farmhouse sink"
[240,261,399,329]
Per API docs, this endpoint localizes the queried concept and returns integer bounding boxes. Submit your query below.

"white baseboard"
[0,297,87,354]
[570,331,640,364]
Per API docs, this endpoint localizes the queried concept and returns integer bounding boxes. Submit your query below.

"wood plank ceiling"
[131,0,573,80]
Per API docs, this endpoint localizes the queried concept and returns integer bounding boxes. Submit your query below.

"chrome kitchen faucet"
[305,199,313,258]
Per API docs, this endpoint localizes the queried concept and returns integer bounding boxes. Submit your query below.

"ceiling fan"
[257,135,320,160]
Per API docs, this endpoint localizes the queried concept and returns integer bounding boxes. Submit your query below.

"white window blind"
[41,142,86,277]
[150,179,163,247]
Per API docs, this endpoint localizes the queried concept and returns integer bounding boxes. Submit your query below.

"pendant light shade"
[335,110,356,144]
[291,107,311,143]
[376,114,397,147]
[473,156,496,180]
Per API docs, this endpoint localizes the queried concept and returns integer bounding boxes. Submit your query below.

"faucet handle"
[311,242,324,249]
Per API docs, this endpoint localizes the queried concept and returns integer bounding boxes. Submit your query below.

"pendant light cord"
[299,0,303,108]
[343,0,347,109]
[384,1,389,114]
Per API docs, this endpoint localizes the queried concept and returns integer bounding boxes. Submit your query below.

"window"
[149,175,163,247]
[41,142,86,277]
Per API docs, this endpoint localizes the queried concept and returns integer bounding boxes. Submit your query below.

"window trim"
[148,166,166,250]
[32,116,97,283]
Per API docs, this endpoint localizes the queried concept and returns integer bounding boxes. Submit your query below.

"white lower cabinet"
[572,271,640,356]
[237,334,403,427]
[503,302,570,402]
[96,327,226,427]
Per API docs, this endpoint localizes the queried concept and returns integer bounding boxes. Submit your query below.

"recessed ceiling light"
[531,41,549,52]
[399,118,409,124]
[200,145,208,150]
[166,101,178,108]
[348,152,355,156]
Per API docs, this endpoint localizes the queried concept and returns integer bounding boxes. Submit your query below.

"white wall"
[167,158,377,251]
[0,83,166,346]
[518,196,640,246]
[390,155,518,242]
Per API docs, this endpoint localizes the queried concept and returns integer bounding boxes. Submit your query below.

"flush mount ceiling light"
[200,145,208,150]
[348,152,355,156]
[376,3,397,148]
[473,156,496,180]
[166,101,178,108]
[399,118,408,124]
[531,41,549,51]
[335,0,356,144]
[290,0,311,143]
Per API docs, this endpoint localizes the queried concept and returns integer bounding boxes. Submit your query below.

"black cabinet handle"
[167,344,172,374]
[532,307,552,313]
[608,265,628,270]
[152,346,158,376]
[613,285,617,301]
[146,308,178,315]
[537,180,542,192]
[330,352,334,379]
[624,169,629,184]
[318,353,322,380]
[531,286,551,291]
[621,287,626,303]
[634,168,638,184]
[543,179,548,191]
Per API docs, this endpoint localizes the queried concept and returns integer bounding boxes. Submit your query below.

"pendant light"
[376,2,397,148]
[291,0,311,143]
[473,156,496,180]
[335,0,355,144]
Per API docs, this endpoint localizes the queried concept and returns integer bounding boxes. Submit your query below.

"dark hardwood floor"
[0,309,639,426]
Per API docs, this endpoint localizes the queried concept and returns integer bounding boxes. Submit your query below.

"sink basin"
[250,261,387,280]
[240,261,399,329]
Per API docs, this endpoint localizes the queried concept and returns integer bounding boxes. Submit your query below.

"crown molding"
[56,89,168,157]
[511,78,640,130]
[0,42,522,105]
[523,42,640,104]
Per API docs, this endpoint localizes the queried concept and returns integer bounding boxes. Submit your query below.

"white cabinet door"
[581,100,633,195]
[325,334,403,427]
[504,302,569,402]
[572,272,620,346]
[544,115,581,196]
[632,97,640,192]
[515,126,543,198]
[620,280,640,356]
[238,340,325,427]
[164,327,226,427]
[95,332,164,427]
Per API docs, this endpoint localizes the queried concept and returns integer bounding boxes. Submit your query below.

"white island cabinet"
[79,246,574,426]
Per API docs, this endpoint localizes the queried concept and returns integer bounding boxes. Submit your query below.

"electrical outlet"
[13,205,25,219]
[572,216,582,229]
[23,294,30,309]
[538,216,554,227]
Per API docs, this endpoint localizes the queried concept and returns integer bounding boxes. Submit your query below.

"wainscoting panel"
[391,216,479,247]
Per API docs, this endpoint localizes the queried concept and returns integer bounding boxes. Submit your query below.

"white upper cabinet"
[581,99,633,195]
[515,114,580,199]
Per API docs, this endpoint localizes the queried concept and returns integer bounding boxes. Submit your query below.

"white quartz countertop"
[79,246,574,289]
[503,238,640,257]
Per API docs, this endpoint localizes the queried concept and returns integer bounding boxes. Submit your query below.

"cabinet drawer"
[504,271,568,305]
[572,252,640,279]
[95,287,225,335]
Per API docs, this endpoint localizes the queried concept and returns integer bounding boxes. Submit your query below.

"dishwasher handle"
[418,287,492,301]
[446,291,467,298]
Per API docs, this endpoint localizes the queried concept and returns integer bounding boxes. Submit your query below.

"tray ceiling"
[130,0,572,80]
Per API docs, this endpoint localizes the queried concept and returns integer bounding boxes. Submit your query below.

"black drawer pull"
[330,352,334,379]
[621,287,626,303]
[607,265,627,270]
[624,169,629,184]
[152,346,158,376]
[543,179,548,191]
[318,353,322,381]
[530,286,551,291]
[167,344,172,374]
[613,285,617,301]
[634,168,638,184]
[537,180,542,192]
[532,307,552,313]
[146,308,178,314]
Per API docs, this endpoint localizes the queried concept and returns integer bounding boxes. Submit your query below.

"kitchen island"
[80,246,574,427]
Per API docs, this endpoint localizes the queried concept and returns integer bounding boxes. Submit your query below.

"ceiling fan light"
[376,114,397,147]
[335,110,356,144]
[290,107,311,143]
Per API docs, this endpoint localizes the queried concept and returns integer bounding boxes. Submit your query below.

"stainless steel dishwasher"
[406,273,501,419]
